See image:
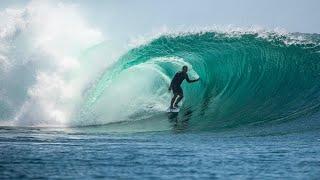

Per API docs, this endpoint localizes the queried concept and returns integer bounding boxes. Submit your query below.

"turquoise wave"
[77,31,320,131]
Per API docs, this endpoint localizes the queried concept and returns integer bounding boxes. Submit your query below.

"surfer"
[169,66,200,109]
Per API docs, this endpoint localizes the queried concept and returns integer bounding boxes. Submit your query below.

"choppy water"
[1,127,319,179]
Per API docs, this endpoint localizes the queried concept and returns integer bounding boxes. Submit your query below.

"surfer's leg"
[174,94,184,107]
[170,94,178,109]
[174,87,184,107]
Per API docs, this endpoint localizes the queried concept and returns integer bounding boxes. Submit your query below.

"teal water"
[1,30,320,179]
[77,32,320,131]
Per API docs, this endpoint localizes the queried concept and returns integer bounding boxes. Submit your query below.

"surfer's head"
[182,65,188,73]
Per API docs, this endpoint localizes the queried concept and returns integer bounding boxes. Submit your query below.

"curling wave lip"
[76,31,320,131]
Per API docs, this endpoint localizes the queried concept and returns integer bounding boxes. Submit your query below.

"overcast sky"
[1,0,319,42]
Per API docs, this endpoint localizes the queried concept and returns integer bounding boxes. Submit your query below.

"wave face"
[76,31,320,131]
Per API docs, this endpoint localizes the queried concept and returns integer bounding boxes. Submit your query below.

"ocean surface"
[1,8,320,178]
[1,126,320,179]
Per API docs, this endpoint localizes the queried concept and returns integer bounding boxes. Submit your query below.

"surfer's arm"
[186,74,200,83]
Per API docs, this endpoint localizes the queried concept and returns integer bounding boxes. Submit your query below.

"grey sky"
[1,0,319,42]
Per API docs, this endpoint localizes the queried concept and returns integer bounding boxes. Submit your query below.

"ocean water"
[1,3,320,178]
[1,126,320,179]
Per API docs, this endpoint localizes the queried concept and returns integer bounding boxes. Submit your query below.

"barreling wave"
[75,31,320,131]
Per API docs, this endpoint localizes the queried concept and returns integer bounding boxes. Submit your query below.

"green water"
[77,32,320,132]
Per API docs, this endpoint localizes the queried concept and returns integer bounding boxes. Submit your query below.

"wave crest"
[78,31,320,131]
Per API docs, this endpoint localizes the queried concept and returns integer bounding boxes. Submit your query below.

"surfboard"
[166,107,180,113]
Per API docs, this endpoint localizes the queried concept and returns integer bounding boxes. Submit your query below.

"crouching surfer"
[168,66,200,110]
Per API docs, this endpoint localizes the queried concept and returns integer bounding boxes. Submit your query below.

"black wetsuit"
[169,71,192,96]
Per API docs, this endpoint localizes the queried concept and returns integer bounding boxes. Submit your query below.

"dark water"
[1,126,319,179]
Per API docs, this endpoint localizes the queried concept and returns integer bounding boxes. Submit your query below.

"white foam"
[0,1,106,127]
[128,25,316,49]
